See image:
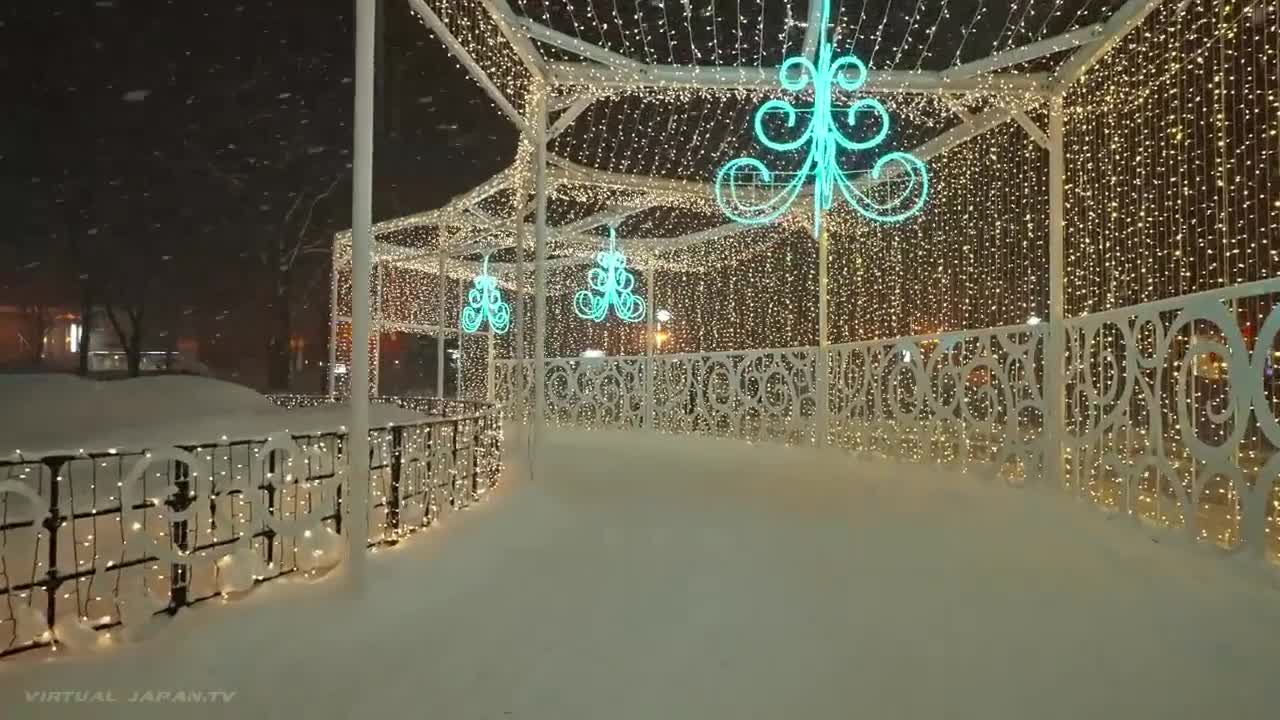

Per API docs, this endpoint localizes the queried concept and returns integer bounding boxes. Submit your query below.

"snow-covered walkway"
[3,430,1278,719]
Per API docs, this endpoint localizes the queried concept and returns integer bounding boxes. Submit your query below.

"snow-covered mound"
[2,430,1275,719]
[0,374,429,457]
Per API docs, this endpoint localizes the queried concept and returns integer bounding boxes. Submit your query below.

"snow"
[0,375,428,458]
[1,429,1277,718]
[120,90,150,102]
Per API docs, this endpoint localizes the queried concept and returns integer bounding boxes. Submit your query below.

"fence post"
[168,458,192,611]
[387,426,403,540]
[265,451,277,566]
[41,459,64,640]
[333,435,344,536]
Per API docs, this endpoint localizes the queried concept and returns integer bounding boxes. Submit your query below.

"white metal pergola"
[341,0,1168,565]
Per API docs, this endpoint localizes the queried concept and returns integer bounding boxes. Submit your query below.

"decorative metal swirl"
[460,256,511,334]
[573,226,646,323]
[714,0,929,236]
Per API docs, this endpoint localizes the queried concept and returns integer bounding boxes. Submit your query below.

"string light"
[0,409,503,655]
[329,2,1276,563]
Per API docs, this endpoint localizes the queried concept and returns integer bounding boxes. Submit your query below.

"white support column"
[644,265,655,431]
[533,88,550,439]
[328,236,339,396]
[486,326,495,402]
[816,226,830,448]
[347,0,376,578]
[437,252,446,399]
[372,261,383,396]
[1052,0,1165,90]
[801,0,826,62]
[515,162,528,365]
[457,278,465,398]
[1046,95,1067,490]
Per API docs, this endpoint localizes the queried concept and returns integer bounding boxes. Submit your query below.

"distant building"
[0,305,204,374]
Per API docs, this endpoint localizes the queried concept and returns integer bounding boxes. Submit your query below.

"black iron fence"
[0,400,501,658]
[266,394,489,419]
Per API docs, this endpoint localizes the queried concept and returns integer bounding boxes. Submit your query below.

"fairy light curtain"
[376,0,1274,368]
[507,0,1128,71]
[1064,0,1279,316]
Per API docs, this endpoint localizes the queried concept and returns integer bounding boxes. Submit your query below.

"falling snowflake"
[122,89,150,102]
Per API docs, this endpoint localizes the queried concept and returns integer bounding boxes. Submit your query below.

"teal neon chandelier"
[460,256,511,334]
[714,0,929,236]
[573,226,646,323]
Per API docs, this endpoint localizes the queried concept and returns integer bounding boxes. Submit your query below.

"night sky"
[2,0,516,386]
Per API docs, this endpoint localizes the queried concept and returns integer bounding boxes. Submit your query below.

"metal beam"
[518,18,643,70]
[557,203,656,235]
[477,0,546,79]
[943,23,1104,80]
[335,167,515,241]
[547,94,596,139]
[1013,111,1050,150]
[547,61,1052,95]
[549,87,592,112]
[801,0,826,63]
[407,0,529,132]
[945,98,975,124]
[548,154,807,207]
[1052,0,1166,90]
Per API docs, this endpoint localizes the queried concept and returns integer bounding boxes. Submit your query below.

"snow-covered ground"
[1,429,1277,719]
[0,375,427,457]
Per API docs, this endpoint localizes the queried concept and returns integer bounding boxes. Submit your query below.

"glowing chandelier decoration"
[460,256,511,334]
[573,226,646,323]
[714,0,929,236]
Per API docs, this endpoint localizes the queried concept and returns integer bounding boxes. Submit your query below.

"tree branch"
[285,174,343,269]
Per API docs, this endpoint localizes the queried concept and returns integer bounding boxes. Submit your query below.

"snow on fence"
[498,283,1280,563]
[0,399,502,658]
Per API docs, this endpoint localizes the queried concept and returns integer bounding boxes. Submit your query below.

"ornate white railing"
[496,281,1279,562]
[1062,278,1279,558]
[827,323,1048,475]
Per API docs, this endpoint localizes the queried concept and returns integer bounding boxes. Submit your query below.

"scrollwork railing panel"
[1063,281,1280,559]
[828,324,1047,478]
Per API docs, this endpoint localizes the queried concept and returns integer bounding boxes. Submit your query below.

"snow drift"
[1,429,1276,719]
[0,375,428,457]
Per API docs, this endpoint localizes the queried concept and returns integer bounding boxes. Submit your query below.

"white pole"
[1047,95,1066,490]
[533,88,549,440]
[515,167,528,363]
[437,252,446,399]
[347,0,376,578]
[645,265,655,431]
[328,236,339,396]
[816,226,829,448]
[515,165,528,423]
[372,261,382,396]
[487,326,495,402]
[457,279,464,398]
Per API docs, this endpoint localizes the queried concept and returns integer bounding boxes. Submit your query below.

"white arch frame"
[341,0,1169,487]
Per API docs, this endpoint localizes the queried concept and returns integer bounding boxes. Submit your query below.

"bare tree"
[181,49,351,390]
